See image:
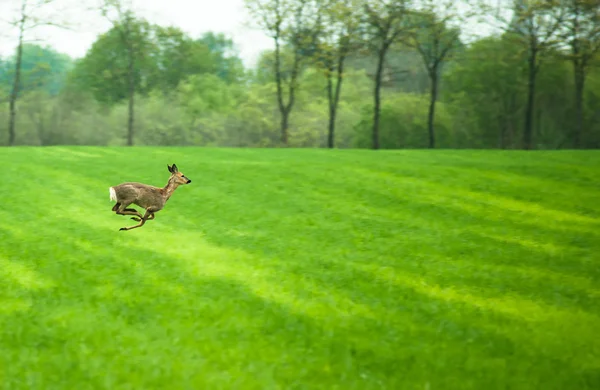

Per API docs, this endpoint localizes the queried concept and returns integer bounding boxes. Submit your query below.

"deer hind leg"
[113,200,140,215]
[114,202,143,218]
[131,212,155,222]
[113,203,139,216]
[120,209,154,231]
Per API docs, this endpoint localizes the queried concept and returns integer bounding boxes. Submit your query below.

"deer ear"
[167,164,173,173]
[171,164,178,172]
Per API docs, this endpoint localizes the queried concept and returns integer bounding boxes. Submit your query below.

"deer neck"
[162,177,180,202]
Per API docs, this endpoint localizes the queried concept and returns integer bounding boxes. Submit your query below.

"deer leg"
[112,203,121,212]
[120,209,153,231]
[131,212,154,222]
[115,204,143,219]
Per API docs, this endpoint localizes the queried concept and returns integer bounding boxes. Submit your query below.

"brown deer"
[109,164,191,231]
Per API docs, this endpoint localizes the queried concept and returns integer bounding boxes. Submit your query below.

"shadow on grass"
[2,218,598,389]
[288,190,600,313]
[359,150,600,195]
[3,150,599,389]
[348,165,600,228]
[1,224,379,389]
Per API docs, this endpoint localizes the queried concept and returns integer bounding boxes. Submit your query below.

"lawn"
[0,146,599,389]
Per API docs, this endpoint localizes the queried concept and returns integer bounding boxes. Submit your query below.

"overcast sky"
[0,0,273,67]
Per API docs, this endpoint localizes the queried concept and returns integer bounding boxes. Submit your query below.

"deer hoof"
[119,227,127,231]
[131,217,141,221]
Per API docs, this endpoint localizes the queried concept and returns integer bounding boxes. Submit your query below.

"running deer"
[109,164,192,231]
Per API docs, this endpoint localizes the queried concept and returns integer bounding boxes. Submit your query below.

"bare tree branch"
[3,0,76,146]
[245,0,323,146]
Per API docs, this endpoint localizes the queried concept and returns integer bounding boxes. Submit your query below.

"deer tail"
[109,187,117,202]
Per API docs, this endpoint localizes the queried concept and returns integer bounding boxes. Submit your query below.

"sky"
[0,0,502,69]
[0,0,274,68]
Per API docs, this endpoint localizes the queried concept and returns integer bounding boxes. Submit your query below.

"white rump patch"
[109,187,117,202]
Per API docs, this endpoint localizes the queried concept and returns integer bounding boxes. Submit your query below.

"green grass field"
[0,147,599,389]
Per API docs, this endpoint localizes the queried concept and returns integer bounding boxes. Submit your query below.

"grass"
[0,146,599,389]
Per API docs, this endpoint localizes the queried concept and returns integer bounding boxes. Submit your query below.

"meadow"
[0,147,598,389]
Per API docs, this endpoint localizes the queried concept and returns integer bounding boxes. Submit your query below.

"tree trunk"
[274,36,289,147]
[283,58,299,147]
[326,55,346,149]
[523,48,537,150]
[427,67,438,149]
[498,110,506,149]
[326,70,335,148]
[570,5,585,149]
[372,47,386,150]
[8,5,26,147]
[280,108,289,145]
[127,45,135,146]
[573,64,585,149]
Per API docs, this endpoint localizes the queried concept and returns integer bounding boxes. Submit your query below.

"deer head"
[168,164,192,185]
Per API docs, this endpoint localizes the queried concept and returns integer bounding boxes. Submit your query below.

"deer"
[109,164,192,231]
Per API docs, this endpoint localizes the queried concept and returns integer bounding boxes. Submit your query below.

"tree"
[69,16,155,102]
[98,0,147,146]
[404,0,465,148]
[313,0,363,148]
[0,59,8,105]
[150,27,218,94]
[70,23,223,104]
[197,32,246,84]
[480,0,566,150]
[245,0,323,146]
[4,0,71,146]
[560,0,600,148]
[443,36,527,148]
[0,44,73,96]
[364,0,412,149]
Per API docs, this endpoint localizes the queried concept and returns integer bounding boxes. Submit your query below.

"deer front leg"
[120,209,153,231]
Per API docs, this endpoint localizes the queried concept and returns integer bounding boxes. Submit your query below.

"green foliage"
[6,89,116,146]
[7,44,600,149]
[561,0,600,66]
[178,74,240,116]
[4,1,600,148]
[68,21,242,105]
[578,64,600,146]
[68,17,157,104]
[133,90,189,145]
[0,147,599,388]
[197,32,246,83]
[534,56,574,147]
[443,36,527,148]
[0,59,9,102]
[313,0,364,67]
[346,47,430,93]
[254,49,299,84]
[364,0,412,47]
[148,26,217,94]
[405,0,465,72]
[353,91,455,148]
[0,44,73,96]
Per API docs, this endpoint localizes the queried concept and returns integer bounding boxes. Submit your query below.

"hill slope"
[1,147,599,389]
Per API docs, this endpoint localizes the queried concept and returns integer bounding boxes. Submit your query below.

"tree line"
[1,0,599,149]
